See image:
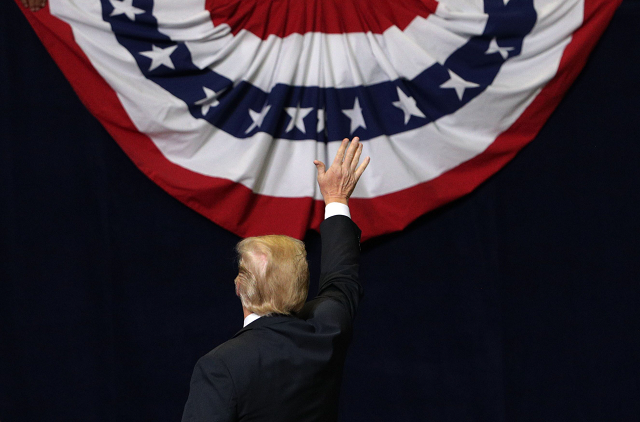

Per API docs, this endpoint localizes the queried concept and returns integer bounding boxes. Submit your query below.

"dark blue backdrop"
[1,1,639,421]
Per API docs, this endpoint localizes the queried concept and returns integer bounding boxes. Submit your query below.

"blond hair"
[235,235,309,316]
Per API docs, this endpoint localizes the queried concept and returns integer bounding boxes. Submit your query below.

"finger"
[354,156,370,180]
[20,0,28,8]
[351,142,364,172]
[332,138,349,166]
[343,136,359,168]
[313,160,326,177]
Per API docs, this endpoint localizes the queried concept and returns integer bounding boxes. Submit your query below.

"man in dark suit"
[182,137,370,422]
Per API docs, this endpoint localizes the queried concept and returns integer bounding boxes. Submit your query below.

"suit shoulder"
[201,336,244,362]
[199,330,268,370]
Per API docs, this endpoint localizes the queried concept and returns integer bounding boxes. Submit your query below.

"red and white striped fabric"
[18,0,621,240]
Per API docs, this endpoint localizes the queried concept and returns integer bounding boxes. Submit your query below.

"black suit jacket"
[182,215,363,422]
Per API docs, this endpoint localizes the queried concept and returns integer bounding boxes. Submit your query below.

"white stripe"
[151,0,487,89]
[50,0,583,199]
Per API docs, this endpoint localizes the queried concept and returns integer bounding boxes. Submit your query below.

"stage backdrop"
[1,1,640,422]
[13,0,621,240]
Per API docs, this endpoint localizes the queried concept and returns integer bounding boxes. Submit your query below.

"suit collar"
[232,314,294,338]
[243,313,261,327]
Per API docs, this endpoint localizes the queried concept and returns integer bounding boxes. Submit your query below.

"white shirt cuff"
[324,202,351,220]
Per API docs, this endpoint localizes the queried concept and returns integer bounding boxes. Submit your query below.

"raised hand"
[314,137,370,205]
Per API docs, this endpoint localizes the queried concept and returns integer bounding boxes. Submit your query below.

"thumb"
[313,160,326,177]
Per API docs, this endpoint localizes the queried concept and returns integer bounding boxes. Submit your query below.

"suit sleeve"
[181,354,237,422]
[314,215,363,322]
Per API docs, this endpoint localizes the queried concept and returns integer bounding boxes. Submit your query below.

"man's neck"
[242,307,252,319]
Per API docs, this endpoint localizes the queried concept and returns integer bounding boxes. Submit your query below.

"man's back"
[198,316,346,421]
[182,216,363,422]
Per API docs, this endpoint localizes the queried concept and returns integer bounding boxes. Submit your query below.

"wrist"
[324,197,348,206]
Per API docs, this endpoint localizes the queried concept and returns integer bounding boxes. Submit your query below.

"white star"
[342,97,366,134]
[285,105,313,133]
[503,0,510,5]
[485,37,514,60]
[245,103,271,134]
[139,45,177,71]
[317,108,326,134]
[194,87,220,115]
[392,86,426,125]
[110,0,144,21]
[439,69,480,101]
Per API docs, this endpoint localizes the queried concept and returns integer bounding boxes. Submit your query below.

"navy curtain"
[1,1,639,421]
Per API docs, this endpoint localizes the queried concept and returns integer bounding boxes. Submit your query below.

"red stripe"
[16,0,622,241]
[204,0,438,38]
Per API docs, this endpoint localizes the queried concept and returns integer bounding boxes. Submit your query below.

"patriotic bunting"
[17,0,622,239]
